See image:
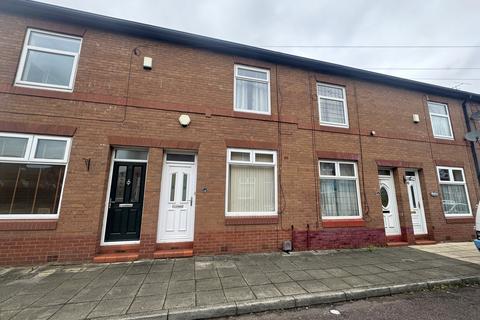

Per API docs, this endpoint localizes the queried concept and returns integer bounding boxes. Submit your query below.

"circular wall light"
[179,114,191,127]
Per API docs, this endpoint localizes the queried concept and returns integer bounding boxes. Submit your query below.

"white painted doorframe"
[378,171,401,236]
[157,154,197,243]
[406,170,428,235]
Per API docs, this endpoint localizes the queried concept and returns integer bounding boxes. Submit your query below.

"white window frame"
[428,101,454,140]
[0,132,72,220]
[225,148,277,217]
[436,166,472,217]
[233,65,271,115]
[317,83,349,128]
[15,28,82,92]
[319,160,362,219]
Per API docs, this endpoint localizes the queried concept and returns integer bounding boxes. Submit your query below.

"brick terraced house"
[0,0,479,265]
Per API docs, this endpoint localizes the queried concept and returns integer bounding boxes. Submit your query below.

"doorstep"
[386,241,409,247]
[154,241,194,259]
[93,252,139,263]
[414,239,438,245]
[93,244,141,263]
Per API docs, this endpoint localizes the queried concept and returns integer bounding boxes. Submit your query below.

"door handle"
[109,200,114,208]
[190,197,193,207]
[119,203,133,208]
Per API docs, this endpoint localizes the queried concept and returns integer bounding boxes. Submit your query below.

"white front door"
[157,154,197,243]
[405,170,428,235]
[378,171,401,236]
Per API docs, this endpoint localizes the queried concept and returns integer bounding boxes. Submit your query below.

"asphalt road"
[221,285,480,320]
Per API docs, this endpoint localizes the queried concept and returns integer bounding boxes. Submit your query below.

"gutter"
[462,97,480,185]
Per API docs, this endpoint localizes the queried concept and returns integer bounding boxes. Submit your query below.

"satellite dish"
[465,131,480,142]
[471,111,480,121]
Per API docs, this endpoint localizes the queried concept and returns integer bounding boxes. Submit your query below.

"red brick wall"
[0,10,477,265]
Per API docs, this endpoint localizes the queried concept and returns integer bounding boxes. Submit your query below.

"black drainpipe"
[462,97,480,185]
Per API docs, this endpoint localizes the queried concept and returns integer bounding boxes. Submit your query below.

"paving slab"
[88,297,132,318]
[167,280,195,294]
[250,284,283,299]
[274,281,307,295]
[220,276,248,288]
[265,272,292,283]
[49,302,97,320]
[127,294,165,314]
[195,289,227,306]
[224,287,256,302]
[9,305,61,320]
[163,292,195,309]
[196,278,221,291]
[1,242,479,319]
[137,282,168,297]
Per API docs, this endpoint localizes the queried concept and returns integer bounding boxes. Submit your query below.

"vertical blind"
[228,165,274,212]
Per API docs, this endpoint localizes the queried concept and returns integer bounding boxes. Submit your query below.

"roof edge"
[2,0,480,102]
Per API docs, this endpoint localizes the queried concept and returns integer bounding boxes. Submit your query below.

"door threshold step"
[154,249,193,259]
[414,240,437,245]
[387,241,409,247]
[93,252,139,263]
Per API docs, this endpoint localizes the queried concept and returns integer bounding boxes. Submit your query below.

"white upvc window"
[226,148,277,216]
[317,83,349,128]
[0,132,72,219]
[319,160,362,219]
[428,102,454,139]
[15,28,82,91]
[234,65,271,115]
[437,166,472,217]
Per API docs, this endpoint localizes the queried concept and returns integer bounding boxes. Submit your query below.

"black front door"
[105,162,146,242]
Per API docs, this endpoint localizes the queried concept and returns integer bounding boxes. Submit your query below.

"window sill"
[322,218,365,228]
[445,216,474,224]
[0,219,57,231]
[15,82,74,93]
[225,216,278,225]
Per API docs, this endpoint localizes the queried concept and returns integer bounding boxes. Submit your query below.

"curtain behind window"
[441,184,469,214]
[321,179,359,216]
[431,115,452,137]
[235,79,268,112]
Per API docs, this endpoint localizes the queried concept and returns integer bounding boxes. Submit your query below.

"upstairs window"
[437,166,471,216]
[226,148,277,216]
[0,133,71,219]
[317,83,349,128]
[428,102,453,139]
[319,160,361,218]
[15,29,82,91]
[234,65,270,114]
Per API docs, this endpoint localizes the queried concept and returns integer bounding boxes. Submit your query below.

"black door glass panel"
[130,166,142,202]
[115,165,127,202]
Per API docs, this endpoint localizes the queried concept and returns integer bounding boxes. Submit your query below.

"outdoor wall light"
[179,114,191,127]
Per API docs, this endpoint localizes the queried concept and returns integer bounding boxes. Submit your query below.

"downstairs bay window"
[0,133,71,219]
[437,166,472,216]
[319,160,362,218]
[226,149,277,216]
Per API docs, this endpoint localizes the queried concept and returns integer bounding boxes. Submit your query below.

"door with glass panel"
[105,161,146,242]
[157,153,197,243]
[378,170,401,236]
[405,170,428,235]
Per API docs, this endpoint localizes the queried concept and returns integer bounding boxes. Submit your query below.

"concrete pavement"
[0,242,479,320]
